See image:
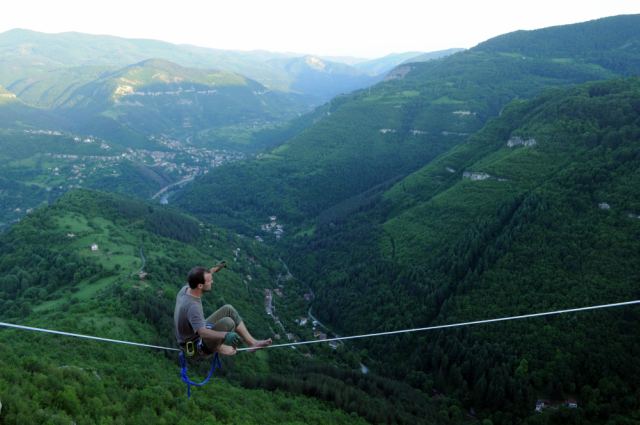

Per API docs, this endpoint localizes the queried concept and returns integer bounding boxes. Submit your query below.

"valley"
[1,12,640,425]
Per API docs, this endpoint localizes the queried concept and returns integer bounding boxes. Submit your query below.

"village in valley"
[0,127,257,226]
[259,215,284,241]
[131,134,250,178]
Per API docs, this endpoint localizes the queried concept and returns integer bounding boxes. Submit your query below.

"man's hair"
[188,266,210,289]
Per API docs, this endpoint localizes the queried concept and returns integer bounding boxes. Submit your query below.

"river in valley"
[159,190,177,205]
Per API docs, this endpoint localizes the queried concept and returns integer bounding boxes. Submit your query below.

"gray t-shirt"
[174,285,206,346]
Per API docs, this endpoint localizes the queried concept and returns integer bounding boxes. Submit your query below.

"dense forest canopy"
[285,77,640,424]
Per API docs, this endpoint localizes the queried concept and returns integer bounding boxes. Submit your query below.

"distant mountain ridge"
[0,29,395,101]
[354,49,465,75]
[266,55,378,99]
[355,51,426,74]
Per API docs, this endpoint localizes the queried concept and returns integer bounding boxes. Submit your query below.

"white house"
[269,215,276,221]
[91,244,98,251]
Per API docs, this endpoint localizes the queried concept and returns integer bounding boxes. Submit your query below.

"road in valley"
[151,176,194,199]
[134,244,146,274]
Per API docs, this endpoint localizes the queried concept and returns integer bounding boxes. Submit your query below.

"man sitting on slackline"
[174,262,272,360]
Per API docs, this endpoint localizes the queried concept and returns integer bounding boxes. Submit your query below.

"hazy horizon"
[2,0,639,58]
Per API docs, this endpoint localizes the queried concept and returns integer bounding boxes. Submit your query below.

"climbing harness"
[2,299,640,397]
[180,351,221,397]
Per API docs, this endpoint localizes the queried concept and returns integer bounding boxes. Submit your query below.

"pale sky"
[3,0,640,59]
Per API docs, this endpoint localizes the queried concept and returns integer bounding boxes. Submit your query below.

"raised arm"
[210,260,227,274]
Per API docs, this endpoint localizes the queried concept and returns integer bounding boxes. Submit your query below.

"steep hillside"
[0,189,457,425]
[287,77,640,423]
[176,14,640,234]
[6,65,121,109]
[0,85,69,129]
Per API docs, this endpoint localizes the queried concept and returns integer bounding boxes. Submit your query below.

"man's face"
[201,272,213,292]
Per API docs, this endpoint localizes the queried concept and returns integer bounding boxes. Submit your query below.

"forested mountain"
[0,57,314,149]
[0,189,457,424]
[176,14,640,233]
[51,58,307,143]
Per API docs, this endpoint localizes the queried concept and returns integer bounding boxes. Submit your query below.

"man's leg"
[205,304,272,352]
[235,321,272,352]
[203,305,242,353]
[202,317,235,354]
[205,304,243,329]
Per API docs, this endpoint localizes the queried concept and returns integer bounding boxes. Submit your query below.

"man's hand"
[211,260,227,274]
[224,332,244,348]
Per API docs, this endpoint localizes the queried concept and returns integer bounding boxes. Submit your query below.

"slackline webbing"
[0,321,180,351]
[1,299,639,352]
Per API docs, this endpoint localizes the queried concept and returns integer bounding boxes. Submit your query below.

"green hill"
[0,189,457,424]
[6,65,121,109]
[52,59,306,141]
[1,58,315,149]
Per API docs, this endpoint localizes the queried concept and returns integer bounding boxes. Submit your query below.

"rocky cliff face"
[507,137,536,147]
[382,66,412,81]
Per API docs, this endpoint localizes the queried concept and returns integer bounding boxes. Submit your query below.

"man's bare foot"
[216,345,237,356]
[248,338,272,353]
